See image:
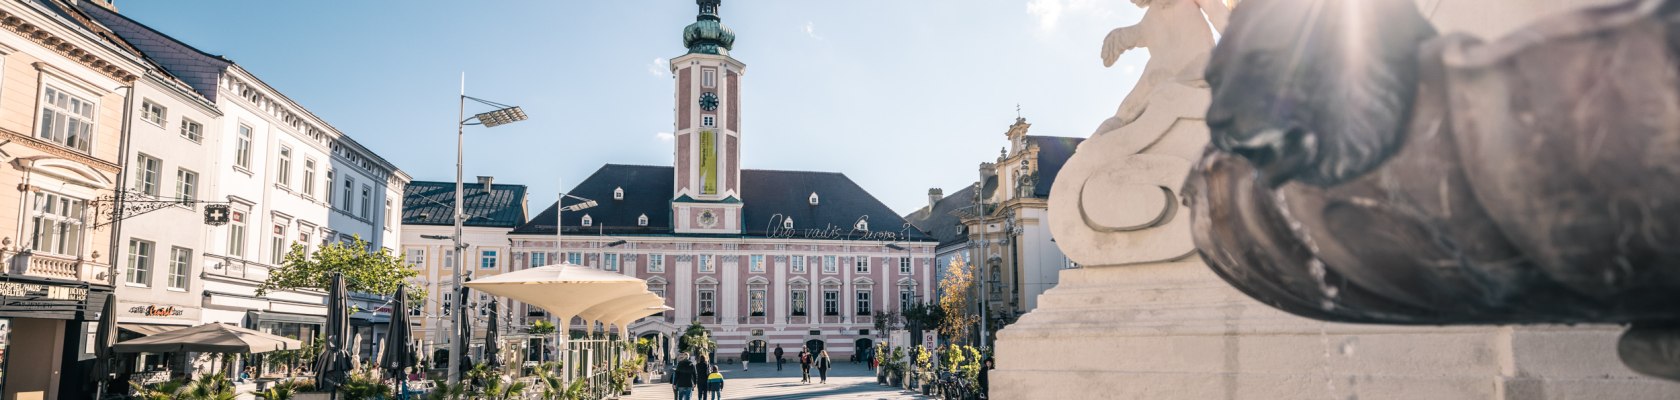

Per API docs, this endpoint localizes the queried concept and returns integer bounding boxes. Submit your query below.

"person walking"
[774,345,785,371]
[742,348,750,371]
[817,350,832,384]
[798,349,812,384]
[706,365,725,400]
[980,357,995,399]
[694,354,712,400]
[672,354,697,400]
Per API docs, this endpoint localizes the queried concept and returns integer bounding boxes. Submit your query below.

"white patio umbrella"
[463,264,647,382]
[577,292,662,337]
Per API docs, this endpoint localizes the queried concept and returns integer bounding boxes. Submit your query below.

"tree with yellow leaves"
[936,258,980,343]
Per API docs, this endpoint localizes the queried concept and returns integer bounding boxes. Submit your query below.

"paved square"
[627,361,932,400]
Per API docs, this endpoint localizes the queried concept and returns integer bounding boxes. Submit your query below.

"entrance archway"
[855,338,874,362]
[805,339,825,354]
[745,340,768,363]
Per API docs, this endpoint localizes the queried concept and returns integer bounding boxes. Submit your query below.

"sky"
[118,0,1151,216]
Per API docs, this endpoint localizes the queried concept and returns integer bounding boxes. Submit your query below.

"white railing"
[8,251,111,283]
[205,255,273,281]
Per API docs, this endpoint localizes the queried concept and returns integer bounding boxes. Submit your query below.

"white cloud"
[647,58,668,77]
[1122,64,1137,75]
[656,132,674,142]
[1028,0,1119,32]
[803,21,822,40]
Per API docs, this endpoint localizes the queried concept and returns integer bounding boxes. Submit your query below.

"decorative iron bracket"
[92,190,230,230]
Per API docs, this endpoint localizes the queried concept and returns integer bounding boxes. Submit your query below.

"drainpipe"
[108,84,135,287]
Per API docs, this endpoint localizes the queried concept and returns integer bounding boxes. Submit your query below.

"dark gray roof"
[403,180,529,228]
[1027,136,1083,198]
[903,185,977,248]
[511,164,932,241]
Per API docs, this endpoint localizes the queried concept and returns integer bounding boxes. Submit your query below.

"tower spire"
[684,0,735,55]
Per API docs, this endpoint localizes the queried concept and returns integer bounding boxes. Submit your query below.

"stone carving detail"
[1049,0,1232,267]
[1189,0,1680,379]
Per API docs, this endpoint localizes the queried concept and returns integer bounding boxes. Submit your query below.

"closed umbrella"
[380,285,419,396]
[90,293,117,398]
[485,299,500,370]
[316,273,354,398]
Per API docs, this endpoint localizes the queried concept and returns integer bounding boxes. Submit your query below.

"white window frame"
[176,169,198,205]
[750,254,765,273]
[899,257,911,275]
[637,214,648,226]
[37,84,96,153]
[749,288,766,316]
[29,191,88,257]
[270,223,287,265]
[822,289,839,316]
[179,117,202,142]
[698,289,716,315]
[360,184,372,218]
[480,249,499,269]
[702,115,715,128]
[699,254,715,273]
[235,123,253,169]
[125,238,154,286]
[790,288,808,316]
[822,255,837,274]
[342,177,355,211]
[141,99,166,127]
[302,159,317,196]
[648,254,665,273]
[407,248,426,268]
[701,68,717,88]
[276,146,292,187]
[855,256,870,274]
[443,249,456,269]
[604,253,619,271]
[168,247,191,290]
[134,154,161,196]
[581,214,593,227]
[567,252,582,265]
[855,288,872,315]
[226,210,246,257]
[791,256,807,274]
[530,251,547,267]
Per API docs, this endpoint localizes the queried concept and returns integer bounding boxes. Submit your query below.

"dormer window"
[809,192,820,205]
[613,187,624,200]
[638,214,649,227]
[784,217,794,230]
[855,219,869,231]
[581,214,593,227]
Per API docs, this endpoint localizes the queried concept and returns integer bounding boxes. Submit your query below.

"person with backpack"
[817,350,832,384]
[672,353,697,400]
[706,365,725,400]
[798,349,812,384]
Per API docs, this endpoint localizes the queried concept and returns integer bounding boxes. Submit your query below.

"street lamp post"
[448,74,528,386]
[552,191,597,383]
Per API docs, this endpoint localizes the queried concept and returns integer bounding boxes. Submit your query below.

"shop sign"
[0,281,86,301]
[119,301,199,320]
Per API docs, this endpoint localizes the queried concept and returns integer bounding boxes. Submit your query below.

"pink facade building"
[503,0,936,361]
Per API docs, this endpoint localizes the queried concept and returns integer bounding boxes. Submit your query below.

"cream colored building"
[400,178,528,365]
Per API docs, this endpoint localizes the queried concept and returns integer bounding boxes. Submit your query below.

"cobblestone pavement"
[626,361,931,400]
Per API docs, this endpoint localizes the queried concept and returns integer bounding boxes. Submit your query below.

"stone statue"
[1093,0,1233,136]
[1049,0,1232,267]
[1189,0,1680,379]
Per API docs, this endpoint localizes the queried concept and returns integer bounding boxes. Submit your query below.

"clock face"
[698,209,719,228]
[699,92,719,111]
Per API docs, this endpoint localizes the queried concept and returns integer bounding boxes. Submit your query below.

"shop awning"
[119,323,186,336]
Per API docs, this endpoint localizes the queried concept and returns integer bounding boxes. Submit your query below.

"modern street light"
[448,74,528,385]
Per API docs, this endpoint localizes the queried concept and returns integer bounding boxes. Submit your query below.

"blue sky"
[119,0,1150,215]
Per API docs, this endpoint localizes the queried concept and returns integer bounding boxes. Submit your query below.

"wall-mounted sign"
[765,214,916,242]
[699,130,718,195]
[751,329,764,337]
[119,301,199,320]
[0,282,86,301]
[204,204,230,226]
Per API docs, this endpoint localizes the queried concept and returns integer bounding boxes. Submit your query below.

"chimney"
[476,176,493,192]
[928,188,944,209]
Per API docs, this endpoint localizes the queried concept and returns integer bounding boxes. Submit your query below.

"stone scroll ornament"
[1048,0,1234,268]
[1187,0,1680,380]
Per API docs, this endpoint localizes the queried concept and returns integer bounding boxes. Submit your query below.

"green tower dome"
[683,0,735,55]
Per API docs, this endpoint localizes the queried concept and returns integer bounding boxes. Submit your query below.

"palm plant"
[479,375,528,400]
[129,379,188,400]
[532,362,565,400]
[181,373,238,400]
[249,379,306,400]
[424,379,468,400]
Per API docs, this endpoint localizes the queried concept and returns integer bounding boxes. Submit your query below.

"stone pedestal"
[993,260,1680,399]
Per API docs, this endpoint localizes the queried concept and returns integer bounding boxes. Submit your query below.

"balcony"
[8,251,111,283]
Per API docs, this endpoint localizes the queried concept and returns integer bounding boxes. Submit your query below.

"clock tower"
[670,0,745,234]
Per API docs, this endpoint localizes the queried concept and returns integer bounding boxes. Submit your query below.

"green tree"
[256,236,422,301]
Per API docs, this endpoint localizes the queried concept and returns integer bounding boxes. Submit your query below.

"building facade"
[399,177,528,365]
[904,117,1081,346]
[0,1,144,398]
[81,0,411,376]
[496,1,937,362]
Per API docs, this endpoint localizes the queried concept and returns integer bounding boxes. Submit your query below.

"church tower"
[671,0,745,234]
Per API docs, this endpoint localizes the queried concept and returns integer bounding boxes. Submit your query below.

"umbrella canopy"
[609,305,673,338]
[577,292,659,332]
[380,285,419,379]
[463,265,647,322]
[485,299,501,369]
[90,294,118,390]
[316,273,354,392]
[113,323,302,354]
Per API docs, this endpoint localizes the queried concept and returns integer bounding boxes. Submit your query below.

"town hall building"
[503,0,937,361]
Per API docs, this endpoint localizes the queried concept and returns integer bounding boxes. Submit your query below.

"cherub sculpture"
[1093,0,1233,136]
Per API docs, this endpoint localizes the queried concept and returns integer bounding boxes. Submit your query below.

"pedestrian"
[980,357,994,399]
[741,349,750,371]
[799,349,812,384]
[694,354,712,400]
[672,353,697,400]
[774,345,785,371]
[817,350,832,384]
[706,365,725,400]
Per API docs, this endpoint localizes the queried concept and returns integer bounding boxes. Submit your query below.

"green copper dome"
[683,0,735,55]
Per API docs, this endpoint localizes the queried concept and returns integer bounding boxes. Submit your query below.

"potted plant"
[876,345,889,384]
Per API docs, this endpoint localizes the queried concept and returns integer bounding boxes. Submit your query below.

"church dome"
[682,0,734,55]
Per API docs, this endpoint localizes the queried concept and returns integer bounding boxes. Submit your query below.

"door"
[745,340,768,363]
[805,339,825,354]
